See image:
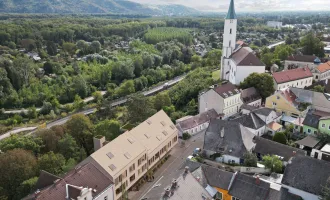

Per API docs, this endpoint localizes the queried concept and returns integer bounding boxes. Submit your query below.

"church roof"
[226,0,237,19]
[230,47,264,66]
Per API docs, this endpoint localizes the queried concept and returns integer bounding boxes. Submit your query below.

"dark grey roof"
[233,113,265,130]
[231,47,265,66]
[282,155,330,195]
[302,113,321,129]
[35,170,61,190]
[254,137,306,161]
[253,107,275,117]
[203,119,256,158]
[240,104,258,112]
[201,165,233,190]
[241,87,261,104]
[295,135,321,148]
[177,109,218,131]
[229,173,270,200]
[213,83,240,98]
[267,188,302,200]
[179,160,202,173]
[286,55,318,63]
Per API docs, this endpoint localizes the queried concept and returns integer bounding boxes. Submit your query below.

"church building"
[221,0,265,85]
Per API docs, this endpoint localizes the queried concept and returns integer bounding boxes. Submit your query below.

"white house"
[198,83,242,118]
[296,135,330,162]
[176,109,218,136]
[240,87,262,107]
[267,21,283,29]
[312,61,330,81]
[220,0,265,85]
[272,67,313,90]
[284,54,322,70]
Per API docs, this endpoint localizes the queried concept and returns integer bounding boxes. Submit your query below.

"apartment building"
[85,110,178,200]
[272,67,313,90]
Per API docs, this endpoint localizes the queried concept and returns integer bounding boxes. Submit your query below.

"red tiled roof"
[231,47,264,66]
[316,61,330,73]
[280,89,297,106]
[213,82,239,98]
[273,67,313,84]
[286,55,318,62]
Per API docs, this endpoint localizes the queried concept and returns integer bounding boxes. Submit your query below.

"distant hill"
[0,0,201,16]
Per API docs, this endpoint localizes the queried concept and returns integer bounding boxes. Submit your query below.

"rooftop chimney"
[93,136,106,152]
[164,187,171,197]
[184,166,189,173]
[255,175,260,185]
[171,179,178,189]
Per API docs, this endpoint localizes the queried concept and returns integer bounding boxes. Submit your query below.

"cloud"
[130,0,330,11]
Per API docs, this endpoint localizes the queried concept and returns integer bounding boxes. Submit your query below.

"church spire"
[225,0,237,19]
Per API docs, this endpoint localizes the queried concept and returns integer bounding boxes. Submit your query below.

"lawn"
[212,70,221,81]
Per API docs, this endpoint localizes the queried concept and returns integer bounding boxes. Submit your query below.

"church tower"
[221,0,237,80]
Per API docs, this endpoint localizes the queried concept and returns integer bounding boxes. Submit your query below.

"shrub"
[182,132,191,140]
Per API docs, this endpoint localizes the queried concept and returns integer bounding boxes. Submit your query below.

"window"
[322,124,325,128]
[216,192,223,200]
[328,125,330,130]
[272,102,277,106]
[276,96,280,100]
[232,197,240,200]
[314,131,317,134]
[230,28,232,34]
[308,129,311,133]
[129,164,135,172]
[130,174,136,182]
[229,40,231,47]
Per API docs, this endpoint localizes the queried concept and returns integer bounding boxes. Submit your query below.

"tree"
[46,41,57,56]
[112,60,135,83]
[38,151,66,175]
[0,149,38,199]
[76,40,89,55]
[62,42,76,56]
[73,94,85,110]
[206,49,222,66]
[40,101,53,115]
[261,53,274,68]
[114,80,135,98]
[65,114,94,155]
[127,94,156,123]
[94,119,121,141]
[300,32,325,57]
[152,92,172,110]
[27,106,38,119]
[240,73,275,99]
[11,57,35,90]
[311,85,325,93]
[0,135,43,153]
[35,129,61,153]
[243,152,258,167]
[92,91,103,106]
[16,177,38,200]
[273,132,287,145]
[262,154,283,173]
[58,134,81,160]
[90,41,101,53]
[72,75,88,98]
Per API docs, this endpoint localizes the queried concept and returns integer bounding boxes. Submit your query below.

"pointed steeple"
[225,0,237,19]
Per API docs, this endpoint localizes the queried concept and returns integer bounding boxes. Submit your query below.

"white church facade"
[221,0,265,85]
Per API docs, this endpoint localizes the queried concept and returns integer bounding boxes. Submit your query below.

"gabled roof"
[253,107,277,117]
[240,104,259,112]
[35,170,61,190]
[316,61,330,73]
[213,83,240,98]
[282,155,330,196]
[232,112,265,130]
[231,47,265,66]
[204,119,256,158]
[229,173,270,200]
[273,67,313,84]
[225,0,237,19]
[302,113,321,129]
[201,165,234,190]
[176,109,218,131]
[253,137,306,161]
[286,55,318,63]
[267,188,302,200]
[28,162,113,200]
[241,87,262,104]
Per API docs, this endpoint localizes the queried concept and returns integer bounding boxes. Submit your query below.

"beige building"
[86,110,178,200]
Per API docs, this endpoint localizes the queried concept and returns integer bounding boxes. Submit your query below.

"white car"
[187,155,194,161]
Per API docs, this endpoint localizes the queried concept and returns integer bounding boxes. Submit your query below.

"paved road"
[0,126,37,140]
[129,131,205,200]
[267,41,285,49]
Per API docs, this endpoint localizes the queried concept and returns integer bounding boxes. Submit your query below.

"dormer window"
[230,29,232,34]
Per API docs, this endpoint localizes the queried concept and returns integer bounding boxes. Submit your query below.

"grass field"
[212,70,221,81]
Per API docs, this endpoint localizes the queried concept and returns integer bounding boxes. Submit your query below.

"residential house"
[176,109,218,136]
[290,87,330,113]
[265,88,310,118]
[272,67,313,90]
[23,163,114,200]
[284,55,322,70]
[253,107,283,135]
[305,79,330,93]
[312,61,330,81]
[198,83,242,118]
[191,165,234,200]
[240,87,262,107]
[203,119,256,164]
[280,115,304,133]
[302,113,321,135]
[253,137,306,165]
[282,155,330,200]
[232,112,267,136]
[318,116,330,134]
[267,21,283,28]
[240,104,259,114]
[295,135,330,161]
[83,110,178,200]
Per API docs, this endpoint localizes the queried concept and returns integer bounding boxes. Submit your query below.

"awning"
[267,122,282,131]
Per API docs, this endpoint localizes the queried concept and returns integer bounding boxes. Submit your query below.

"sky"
[130,0,330,12]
